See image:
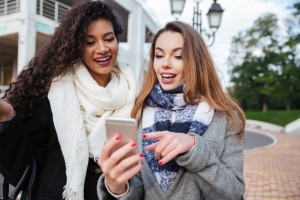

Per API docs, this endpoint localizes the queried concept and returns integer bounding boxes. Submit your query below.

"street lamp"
[170,0,224,46]
[206,0,224,30]
[170,0,186,20]
[194,0,224,46]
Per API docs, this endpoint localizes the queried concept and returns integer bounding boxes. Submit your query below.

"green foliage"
[228,3,300,111]
[245,110,300,126]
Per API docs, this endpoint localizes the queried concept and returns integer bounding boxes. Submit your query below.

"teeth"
[95,57,110,62]
[162,74,175,78]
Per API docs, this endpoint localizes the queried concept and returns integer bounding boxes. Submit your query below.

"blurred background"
[0,0,300,199]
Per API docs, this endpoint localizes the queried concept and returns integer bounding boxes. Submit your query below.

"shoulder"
[210,111,227,129]
[203,112,231,140]
[32,97,51,111]
[24,97,52,121]
[206,111,243,139]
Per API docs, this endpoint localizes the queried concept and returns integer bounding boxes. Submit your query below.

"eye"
[155,54,163,59]
[104,37,115,42]
[86,41,95,46]
[175,56,182,59]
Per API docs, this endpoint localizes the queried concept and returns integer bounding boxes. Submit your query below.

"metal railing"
[0,0,20,16]
[0,0,70,22]
[37,0,70,22]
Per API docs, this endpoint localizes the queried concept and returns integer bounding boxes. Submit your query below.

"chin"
[160,85,174,91]
[100,66,114,74]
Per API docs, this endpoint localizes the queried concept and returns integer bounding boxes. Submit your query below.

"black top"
[0,98,101,200]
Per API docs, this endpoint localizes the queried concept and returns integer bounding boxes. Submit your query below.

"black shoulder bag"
[1,157,37,200]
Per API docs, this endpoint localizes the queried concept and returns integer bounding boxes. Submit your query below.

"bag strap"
[2,178,9,200]
[22,157,37,200]
[2,156,37,200]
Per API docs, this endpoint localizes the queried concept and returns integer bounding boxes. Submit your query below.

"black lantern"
[207,0,224,30]
[170,0,224,46]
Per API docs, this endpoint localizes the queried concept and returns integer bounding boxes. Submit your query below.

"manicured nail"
[131,141,137,147]
[158,161,162,166]
[115,135,121,140]
[139,153,144,158]
[142,134,147,139]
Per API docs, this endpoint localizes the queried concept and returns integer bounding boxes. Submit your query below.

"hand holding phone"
[100,117,142,196]
[105,117,139,158]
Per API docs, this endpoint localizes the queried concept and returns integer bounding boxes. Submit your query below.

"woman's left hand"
[143,131,195,165]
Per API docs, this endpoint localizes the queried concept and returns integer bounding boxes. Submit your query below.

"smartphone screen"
[105,117,138,158]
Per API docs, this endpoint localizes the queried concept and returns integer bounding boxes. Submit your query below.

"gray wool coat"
[97,112,245,200]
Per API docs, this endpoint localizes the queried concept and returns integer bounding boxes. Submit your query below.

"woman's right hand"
[0,99,14,122]
[98,135,143,195]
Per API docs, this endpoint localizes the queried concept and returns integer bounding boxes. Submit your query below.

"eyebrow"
[86,32,115,38]
[155,47,182,53]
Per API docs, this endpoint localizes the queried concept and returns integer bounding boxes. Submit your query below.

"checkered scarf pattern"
[142,84,214,192]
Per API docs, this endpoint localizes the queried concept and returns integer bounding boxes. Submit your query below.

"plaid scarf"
[142,84,214,192]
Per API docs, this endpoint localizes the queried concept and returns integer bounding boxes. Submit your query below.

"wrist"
[110,185,127,195]
[189,135,196,151]
[104,179,129,197]
[106,180,127,195]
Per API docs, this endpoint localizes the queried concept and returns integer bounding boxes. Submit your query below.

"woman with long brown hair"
[0,1,141,199]
[97,21,245,200]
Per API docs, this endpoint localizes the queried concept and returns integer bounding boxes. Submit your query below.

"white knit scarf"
[48,62,136,200]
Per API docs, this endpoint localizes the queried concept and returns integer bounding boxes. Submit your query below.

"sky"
[145,0,298,88]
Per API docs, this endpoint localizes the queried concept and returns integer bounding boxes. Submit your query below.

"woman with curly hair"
[97,21,245,199]
[0,1,141,199]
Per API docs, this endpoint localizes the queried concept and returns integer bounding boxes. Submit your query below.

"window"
[145,27,154,43]
[0,53,14,86]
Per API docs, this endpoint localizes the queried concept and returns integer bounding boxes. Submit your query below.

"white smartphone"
[105,117,138,158]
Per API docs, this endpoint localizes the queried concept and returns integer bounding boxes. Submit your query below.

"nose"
[162,57,171,69]
[96,41,108,54]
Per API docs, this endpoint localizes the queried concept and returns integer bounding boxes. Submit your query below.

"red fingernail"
[142,134,147,139]
[158,161,162,166]
[131,141,136,147]
[115,135,121,140]
[139,153,144,157]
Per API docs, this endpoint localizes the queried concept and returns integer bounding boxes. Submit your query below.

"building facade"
[0,0,159,92]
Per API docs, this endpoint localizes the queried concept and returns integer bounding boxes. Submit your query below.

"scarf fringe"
[62,185,83,200]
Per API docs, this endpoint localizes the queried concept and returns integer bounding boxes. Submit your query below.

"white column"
[129,5,146,86]
[17,0,37,73]
[135,7,143,83]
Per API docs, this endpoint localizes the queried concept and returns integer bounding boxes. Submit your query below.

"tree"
[228,13,282,111]
[228,3,300,111]
[280,2,300,110]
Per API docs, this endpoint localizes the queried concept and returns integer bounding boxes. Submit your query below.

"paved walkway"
[244,129,300,200]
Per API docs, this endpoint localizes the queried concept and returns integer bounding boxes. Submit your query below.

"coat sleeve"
[0,113,32,185]
[0,98,51,186]
[97,173,144,200]
[175,113,245,200]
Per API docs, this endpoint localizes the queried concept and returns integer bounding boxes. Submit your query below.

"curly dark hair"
[4,0,123,116]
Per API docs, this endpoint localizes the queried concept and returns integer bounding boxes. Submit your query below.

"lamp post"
[170,0,186,21]
[170,0,224,46]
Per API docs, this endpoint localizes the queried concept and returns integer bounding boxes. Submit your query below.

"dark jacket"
[0,98,101,200]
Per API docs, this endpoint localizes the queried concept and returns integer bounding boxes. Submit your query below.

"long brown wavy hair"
[131,21,245,137]
[4,0,123,116]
